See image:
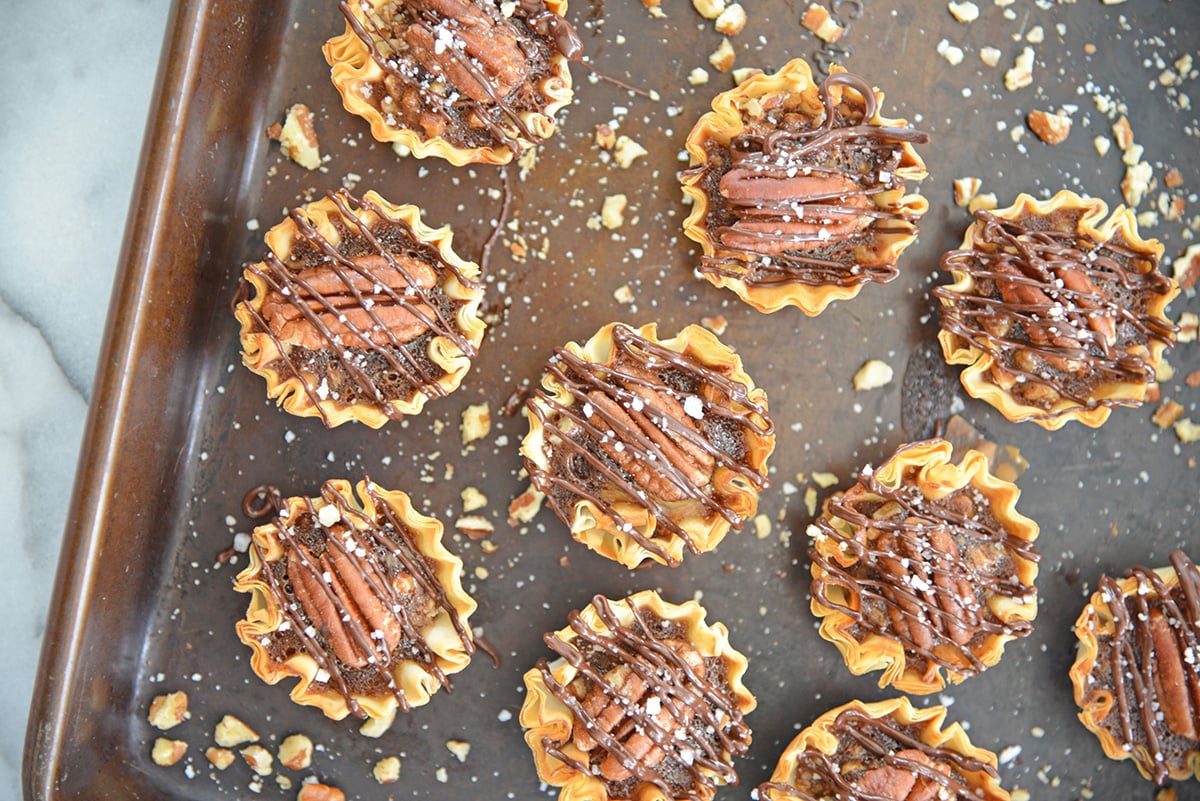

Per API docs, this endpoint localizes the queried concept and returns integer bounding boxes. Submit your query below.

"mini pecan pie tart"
[521,590,755,801]
[234,189,486,428]
[521,322,775,569]
[1070,549,1200,785]
[935,190,1178,429]
[323,0,581,165]
[680,58,929,315]
[809,439,1040,694]
[759,698,1011,801]
[233,479,476,736]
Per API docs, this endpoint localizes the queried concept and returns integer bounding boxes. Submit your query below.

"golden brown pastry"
[759,698,1011,801]
[234,189,486,427]
[324,0,581,165]
[1070,549,1200,785]
[520,591,755,801]
[936,190,1178,429]
[233,479,476,736]
[809,439,1040,694]
[520,322,775,568]
[681,58,929,315]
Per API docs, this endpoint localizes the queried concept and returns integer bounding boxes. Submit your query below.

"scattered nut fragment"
[1025,25,1044,44]
[688,67,711,86]
[613,284,635,304]
[297,783,346,801]
[277,775,295,791]
[461,403,492,446]
[277,734,313,771]
[753,514,771,539]
[1004,47,1035,91]
[1174,243,1200,290]
[214,714,259,748]
[275,104,322,171]
[937,39,965,66]
[242,744,274,776]
[1187,371,1200,388]
[811,471,839,489]
[852,359,894,391]
[1093,136,1111,157]
[373,756,402,784]
[700,314,728,335]
[461,486,488,512]
[802,3,845,42]
[508,486,546,525]
[979,46,1002,67]
[1178,312,1199,343]
[147,691,190,731]
[1158,359,1176,383]
[612,135,648,168]
[455,515,495,540]
[953,176,983,208]
[709,37,736,72]
[1176,418,1200,444]
[804,486,819,517]
[1112,116,1134,151]
[1121,162,1154,208]
[601,194,628,229]
[714,3,747,35]
[1027,110,1071,144]
[692,0,725,20]
[152,737,188,767]
[595,123,617,149]
[446,739,472,762]
[948,0,979,22]
[1153,400,1185,429]
[205,747,236,770]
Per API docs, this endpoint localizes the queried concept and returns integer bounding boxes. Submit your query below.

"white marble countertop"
[1,1,173,794]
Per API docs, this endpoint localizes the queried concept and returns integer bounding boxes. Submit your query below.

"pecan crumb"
[853,359,894,391]
[1004,47,1035,91]
[1174,243,1200,289]
[147,691,190,730]
[152,738,187,767]
[1027,110,1071,144]
[461,403,492,445]
[297,783,345,801]
[1152,400,1185,429]
[700,314,728,335]
[278,104,321,171]
[214,715,259,747]
[802,3,845,42]
[205,747,235,770]
[715,3,747,35]
[509,486,546,524]
[446,739,471,762]
[709,38,736,72]
[374,756,402,784]
[278,734,313,771]
[456,515,495,540]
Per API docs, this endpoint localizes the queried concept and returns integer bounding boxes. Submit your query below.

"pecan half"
[262,254,437,350]
[1148,607,1199,740]
[288,537,405,668]
[405,0,528,103]
[719,171,869,254]
[571,640,706,782]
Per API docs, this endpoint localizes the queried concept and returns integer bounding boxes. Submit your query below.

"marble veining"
[0,0,172,793]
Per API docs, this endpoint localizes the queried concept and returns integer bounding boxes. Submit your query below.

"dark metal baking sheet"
[25,0,1200,799]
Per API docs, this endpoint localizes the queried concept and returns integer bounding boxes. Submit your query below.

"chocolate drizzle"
[1085,550,1200,785]
[237,189,480,425]
[249,480,474,717]
[935,207,1176,421]
[810,442,1039,681]
[536,595,751,798]
[340,0,581,154]
[690,70,928,290]
[759,707,999,801]
[525,324,773,567]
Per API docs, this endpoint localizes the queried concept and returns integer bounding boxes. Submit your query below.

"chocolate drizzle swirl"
[759,707,999,801]
[690,70,928,290]
[1085,550,1200,785]
[935,207,1176,420]
[536,595,751,799]
[340,0,581,154]
[525,324,773,567]
[810,442,1039,681]
[236,189,480,425]
[250,480,474,717]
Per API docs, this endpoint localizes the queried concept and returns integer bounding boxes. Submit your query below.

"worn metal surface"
[26,0,1200,799]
